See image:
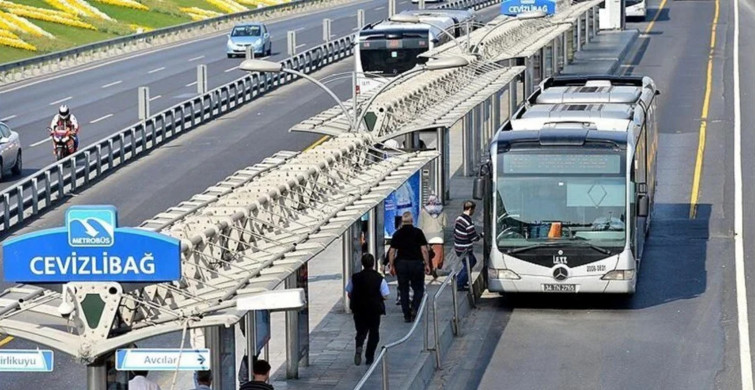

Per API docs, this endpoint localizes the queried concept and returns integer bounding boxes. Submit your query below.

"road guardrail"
[0,0,349,87]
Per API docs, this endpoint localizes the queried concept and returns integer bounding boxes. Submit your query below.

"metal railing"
[0,35,354,235]
[0,0,349,86]
[0,0,502,235]
[354,292,430,390]
[428,269,460,368]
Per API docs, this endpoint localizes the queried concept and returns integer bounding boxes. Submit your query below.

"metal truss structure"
[0,134,437,363]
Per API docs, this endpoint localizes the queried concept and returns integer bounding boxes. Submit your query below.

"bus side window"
[634,127,647,185]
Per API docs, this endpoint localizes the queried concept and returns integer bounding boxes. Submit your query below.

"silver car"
[0,122,21,180]
[226,23,271,58]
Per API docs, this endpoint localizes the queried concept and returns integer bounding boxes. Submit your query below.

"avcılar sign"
[2,206,181,283]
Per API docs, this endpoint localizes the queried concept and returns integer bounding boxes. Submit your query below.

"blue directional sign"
[115,349,210,371]
[2,205,181,283]
[500,0,556,16]
[0,350,54,372]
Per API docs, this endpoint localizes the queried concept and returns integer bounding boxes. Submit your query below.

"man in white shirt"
[128,371,161,390]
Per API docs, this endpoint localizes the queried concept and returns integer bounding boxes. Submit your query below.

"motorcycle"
[48,125,76,161]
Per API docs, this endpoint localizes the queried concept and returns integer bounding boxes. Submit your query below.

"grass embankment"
[0,0,253,64]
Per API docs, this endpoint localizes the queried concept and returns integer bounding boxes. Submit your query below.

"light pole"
[240,55,470,133]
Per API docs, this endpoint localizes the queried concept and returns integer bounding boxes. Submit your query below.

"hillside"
[0,0,287,63]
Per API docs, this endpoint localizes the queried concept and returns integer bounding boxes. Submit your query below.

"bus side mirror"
[473,178,484,200]
[638,195,649,217]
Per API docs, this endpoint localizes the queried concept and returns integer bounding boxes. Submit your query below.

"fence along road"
[0,0,419,191]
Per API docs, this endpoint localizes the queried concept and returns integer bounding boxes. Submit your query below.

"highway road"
[0,4,502,389]
[429,0,755,388]
[0,0,421,191]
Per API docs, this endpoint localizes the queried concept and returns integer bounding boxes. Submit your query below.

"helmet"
[58,105,70,120]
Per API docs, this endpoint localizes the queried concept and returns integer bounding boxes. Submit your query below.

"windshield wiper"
[507,238,613,255]
[507,242,561,254]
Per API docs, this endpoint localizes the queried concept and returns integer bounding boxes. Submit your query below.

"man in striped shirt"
[454,200,481,291]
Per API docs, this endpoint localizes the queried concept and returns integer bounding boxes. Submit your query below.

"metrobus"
[355,9,476,93]
[475,76,659,294]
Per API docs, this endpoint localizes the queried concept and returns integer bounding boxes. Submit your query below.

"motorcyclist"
[50,104,79,152]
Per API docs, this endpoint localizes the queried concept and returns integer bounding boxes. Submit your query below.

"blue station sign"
[500,0,556,16]
[2,206,181,283]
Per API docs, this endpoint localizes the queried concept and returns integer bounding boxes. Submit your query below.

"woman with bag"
[420,195,447,278]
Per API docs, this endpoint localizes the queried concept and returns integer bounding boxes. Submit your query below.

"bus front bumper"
[488,275,636,294]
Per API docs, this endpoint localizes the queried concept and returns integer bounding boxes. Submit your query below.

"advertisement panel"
[384,172,421,239]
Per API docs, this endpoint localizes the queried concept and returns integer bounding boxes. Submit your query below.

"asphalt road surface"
[430,0,755,388]
[0,0,421,191]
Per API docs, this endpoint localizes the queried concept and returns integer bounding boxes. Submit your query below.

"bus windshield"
[495,149,627,250]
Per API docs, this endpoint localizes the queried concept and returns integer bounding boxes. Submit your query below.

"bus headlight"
[492,269,520,280]
[601,270,635,280]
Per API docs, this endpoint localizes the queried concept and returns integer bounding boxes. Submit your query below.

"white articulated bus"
[354,9,476,93]
[475,76,659,294]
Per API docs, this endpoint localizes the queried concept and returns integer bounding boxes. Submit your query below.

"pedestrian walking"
[388,212,431,322]
[239,359,273,390]
[188,370,212,390]
[420,195,447,278]
[346,253,390,366]
[454,200,481,291]
[128,371,161,390]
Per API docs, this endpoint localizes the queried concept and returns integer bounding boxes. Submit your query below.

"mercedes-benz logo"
[557,250,564,256]
[553,267,569,281]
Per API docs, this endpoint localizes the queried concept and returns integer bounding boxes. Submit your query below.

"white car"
[0,122,22,180]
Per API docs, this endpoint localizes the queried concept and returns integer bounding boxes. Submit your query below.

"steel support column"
[492,92,501,137]
[285,273,300,379]
[461,113,471,176]
[509,79,518,117]
[524,56,534,97]
[592,6,598,37]
[562,32,568,66]
[438,127,449,202]
[552,39,559,75]
[577,16,582,52]
[367,207,377,259]
[245,311,255,382]
[206,325,235,389]
[342,232,352,314]
[87,362,106,390]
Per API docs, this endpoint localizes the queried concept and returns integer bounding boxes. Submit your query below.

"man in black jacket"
[346,253,390,365]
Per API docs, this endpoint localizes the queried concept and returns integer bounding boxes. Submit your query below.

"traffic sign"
[0,350,54,372]
[115,349,210,371]
[500,0,556,16]
[2,205,181,283]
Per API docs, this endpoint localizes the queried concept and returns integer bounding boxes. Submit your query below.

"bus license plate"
[542,284,577,293]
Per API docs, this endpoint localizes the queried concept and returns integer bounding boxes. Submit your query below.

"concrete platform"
[561,29,639,75]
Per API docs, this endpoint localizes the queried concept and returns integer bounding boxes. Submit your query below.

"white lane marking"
[148,66,165,74]
[296,43,307,49]
[49,96,72,106]
[1,115,16,121]
[376,5,385,9]
[186,81,198,87]
[734,0,754,387]
[89,114,113,124]
[295,27,306,32]
[30,138,49,147]
[101,80,122,88]
[353,27,360,31]
[400,0,408,3]
[188,55,205,62]
[225,66,239,73]
[149,95,162,101]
